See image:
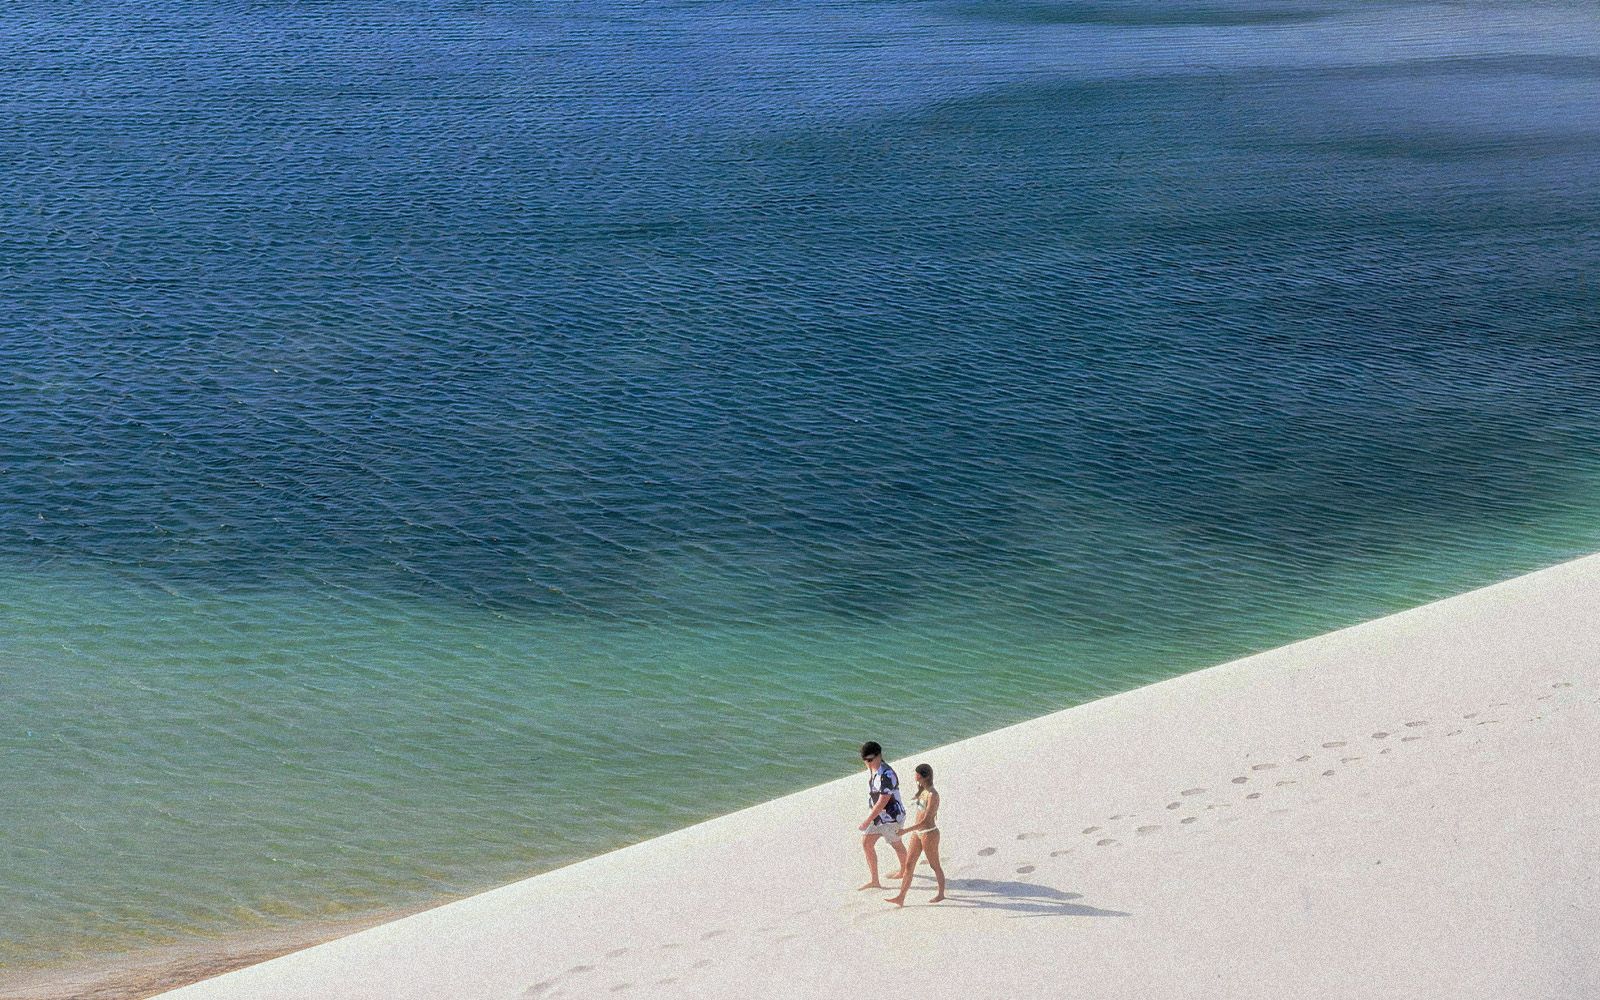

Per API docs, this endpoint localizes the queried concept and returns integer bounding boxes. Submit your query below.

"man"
[857,740,909,889]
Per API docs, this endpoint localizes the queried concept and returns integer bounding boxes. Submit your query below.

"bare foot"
[859,880,885,890]
[883,870,908,881]
[929,893,945,903]
[884,895,906,907]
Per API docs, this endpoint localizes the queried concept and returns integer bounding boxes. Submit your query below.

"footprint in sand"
[1180,816,1198,824]
[1206,803,1230,810]
[610,986,633,994]
[1554,682,1573,689]
[701,930,726,941]
[1340,757,1363,763]
[1463,712,1478,719]
[1401,736,1423,742]
[1108,814,1127,821]
[1372,732,1389,740]
[1050,849,1072,857]
[1447,729,1462,736]
[977,847,997,856]
[1167,802,1182,810]
[1231,777,1248,784]
[1322,770,1336,776]
[1082,826,1102,835]
[1379,748,1392,754]
[1245,792,1261,800]
[693,959,713,970]
[1016,865,1036,874]
[1296,754,1312,762]
[1252,763,1277,771]
[606,948,629,958]
[1136,825,1161,835]
[1095,838,1118,846]
[1322,741,1346,748]
[1476,720,1499,726]
[1404,721,1428,728]
[524,982,559,998]
[1180,787,1207,796]
[569,966,596,974]
[1275,780,1296,786]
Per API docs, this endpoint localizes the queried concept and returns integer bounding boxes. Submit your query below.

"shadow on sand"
[939,877,1131,918]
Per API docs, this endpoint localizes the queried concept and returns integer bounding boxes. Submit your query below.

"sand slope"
[156,554,1600,999]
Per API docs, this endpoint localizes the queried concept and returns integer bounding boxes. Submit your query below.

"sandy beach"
[96,552,1596,999]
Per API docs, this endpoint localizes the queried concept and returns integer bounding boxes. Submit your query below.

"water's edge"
[0,910,410,1000]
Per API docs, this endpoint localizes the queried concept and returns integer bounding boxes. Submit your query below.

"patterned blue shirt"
[867,763,905,824]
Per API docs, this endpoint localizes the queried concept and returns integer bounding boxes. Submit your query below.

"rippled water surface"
[4,0,1600,979]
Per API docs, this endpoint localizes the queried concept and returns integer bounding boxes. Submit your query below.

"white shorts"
[865,821,902,844]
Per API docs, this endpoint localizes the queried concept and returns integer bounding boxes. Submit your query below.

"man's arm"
[859,792,893,830]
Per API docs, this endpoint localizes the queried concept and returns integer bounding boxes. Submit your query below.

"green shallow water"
[4,0,1600,981]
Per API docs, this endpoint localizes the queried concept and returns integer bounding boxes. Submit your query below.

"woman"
[885,763,945,906]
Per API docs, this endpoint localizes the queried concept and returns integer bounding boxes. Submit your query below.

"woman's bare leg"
[924,830,945,902]
[885,836,924,906]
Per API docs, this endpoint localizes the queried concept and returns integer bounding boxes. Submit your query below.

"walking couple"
[856,740,945,906]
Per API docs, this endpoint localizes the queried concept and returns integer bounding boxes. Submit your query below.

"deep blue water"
[3,0,1599,980]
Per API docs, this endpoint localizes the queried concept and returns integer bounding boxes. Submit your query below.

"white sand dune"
[155,554,1600,999]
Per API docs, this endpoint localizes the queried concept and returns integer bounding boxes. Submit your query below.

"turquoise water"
[5,0,1600,979]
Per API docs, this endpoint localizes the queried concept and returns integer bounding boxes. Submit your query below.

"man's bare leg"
[859,833,883,889]
[883,835,910,881]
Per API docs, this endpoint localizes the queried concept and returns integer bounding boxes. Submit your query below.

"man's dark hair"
[860,741,882,760]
